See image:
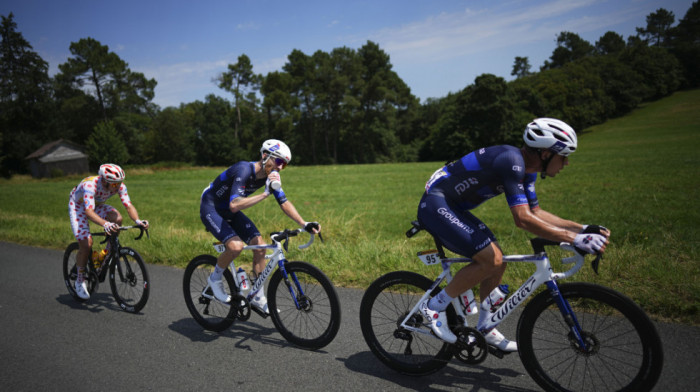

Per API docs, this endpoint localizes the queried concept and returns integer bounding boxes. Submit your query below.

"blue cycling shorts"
[417,192,496,258]
[200,195,261,244]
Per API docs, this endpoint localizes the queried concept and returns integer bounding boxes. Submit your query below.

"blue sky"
[2,0,694,108]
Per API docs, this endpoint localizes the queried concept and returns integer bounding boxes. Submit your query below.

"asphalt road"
[1,241,698,391]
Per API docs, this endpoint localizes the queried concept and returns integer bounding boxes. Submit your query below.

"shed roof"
[25,139,88,163]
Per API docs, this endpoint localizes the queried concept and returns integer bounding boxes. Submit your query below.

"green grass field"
[1,90,698,324]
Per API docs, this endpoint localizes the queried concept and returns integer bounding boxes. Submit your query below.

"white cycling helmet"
[99,163,125,183]
[260,139,292,164]
[523,118,577,156]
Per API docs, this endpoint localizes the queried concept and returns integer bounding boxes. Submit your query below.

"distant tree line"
[1,3,698,176]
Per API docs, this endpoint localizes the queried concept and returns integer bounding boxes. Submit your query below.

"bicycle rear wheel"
[517,282,663,392]
[267,261,341,350]
[359,271,454,375]
[182,255,237,332]
[109,247,150,313]
[62,242,97,302]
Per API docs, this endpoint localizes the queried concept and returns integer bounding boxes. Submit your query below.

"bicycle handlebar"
[530,237,603,278]
[270,228,322,251]
[92,225,149,242]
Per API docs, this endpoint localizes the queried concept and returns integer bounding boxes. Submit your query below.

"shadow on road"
[167,317,334,355]
[337,350,536,392]
[55,292,136,314]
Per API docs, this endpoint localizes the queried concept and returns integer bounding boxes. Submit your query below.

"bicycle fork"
[278,260,311,311]
[546,280,591,352]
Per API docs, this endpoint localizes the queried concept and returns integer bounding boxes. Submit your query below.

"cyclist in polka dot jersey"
[68,164,149,300]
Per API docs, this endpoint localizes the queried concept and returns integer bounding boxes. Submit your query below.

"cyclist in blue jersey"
[200,139,321,313]
[417,118,610,351]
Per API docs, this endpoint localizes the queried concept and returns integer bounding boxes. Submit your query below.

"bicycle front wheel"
[182,255,237,332]
[267,261,341,350]
[359,271,454,375]
[109,247,150,313]
[517,282,663,392]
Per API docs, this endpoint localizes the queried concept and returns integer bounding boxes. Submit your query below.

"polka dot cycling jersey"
[69,176,132,210]
[424,145,539,210]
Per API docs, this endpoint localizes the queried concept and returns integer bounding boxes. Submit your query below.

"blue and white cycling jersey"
[201,161,287,210]
[200,161,287,244]
[418,145,539,257]
[424,145,539,210]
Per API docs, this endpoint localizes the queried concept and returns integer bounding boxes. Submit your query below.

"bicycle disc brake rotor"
[453,326,488,364]
[568,330,600,356]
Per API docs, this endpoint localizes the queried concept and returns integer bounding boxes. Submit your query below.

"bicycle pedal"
[487,345,509,359]
[250,306,269,319]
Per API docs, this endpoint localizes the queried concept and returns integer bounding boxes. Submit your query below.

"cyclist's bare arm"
[279,201,319,232]
[510,204,577,243]
[229,193,269,213]
[530,207,582,233]
[125,204,148,229]
[532,207,611,238]
[85,208,110,227]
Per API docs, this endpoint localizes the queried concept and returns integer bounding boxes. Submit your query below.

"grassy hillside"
[1,89,698,324]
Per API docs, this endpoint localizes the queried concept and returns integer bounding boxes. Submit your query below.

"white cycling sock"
[211,264,225,281]
[428,290,454,312]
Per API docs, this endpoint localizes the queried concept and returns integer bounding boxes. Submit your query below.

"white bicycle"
[183,227,341,350]
[359,221,663,392]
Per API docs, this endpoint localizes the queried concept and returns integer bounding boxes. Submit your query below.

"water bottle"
[482,284,510,311]
[459,289,479,314]
[91,248,108,269]
[236,268,249,293]
[269,171,281,191]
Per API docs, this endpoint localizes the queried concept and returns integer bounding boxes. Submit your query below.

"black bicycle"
[63,225,150,313]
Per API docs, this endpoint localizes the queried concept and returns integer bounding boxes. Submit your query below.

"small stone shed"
[25,139,89,178]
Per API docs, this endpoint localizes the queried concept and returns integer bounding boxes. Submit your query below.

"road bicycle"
[63,225,150,313]
[359,221,663,392]
[183,227,341,350]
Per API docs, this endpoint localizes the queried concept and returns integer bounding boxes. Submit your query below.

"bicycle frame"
[91,226,147,281]
[210,229,317,307]
[400,242,591,350]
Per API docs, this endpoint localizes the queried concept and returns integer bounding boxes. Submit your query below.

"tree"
[636,8,675,47]
[0,13,54,176]
[511,56,532,78]
[57,37,157,120]
[216,54,260,141]
[86,120,129,165]
[145,107,194,163]
[543,32,595,69]
[596,31,626,55]
[669,1,700,87]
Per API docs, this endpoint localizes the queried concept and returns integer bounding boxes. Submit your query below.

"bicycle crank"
[452,326,488,364]
[231,294,251,321]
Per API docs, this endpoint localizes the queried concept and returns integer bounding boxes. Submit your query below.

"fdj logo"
[269,144,281,152]
[550,141,567,153]
[455,177,479,195]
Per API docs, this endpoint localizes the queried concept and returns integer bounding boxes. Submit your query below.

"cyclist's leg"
[69,203,93,298]
[69,202,92,268]
[418,194,499,299]
[95,205,119,252]
[228,213,262,275]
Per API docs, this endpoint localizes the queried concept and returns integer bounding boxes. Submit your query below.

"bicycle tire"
[109,246,150,313]
[182,255,237,332]
[62,242,97,302]
[517,282,663,392]
[359,271,454,375]
[267,261,341,350]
